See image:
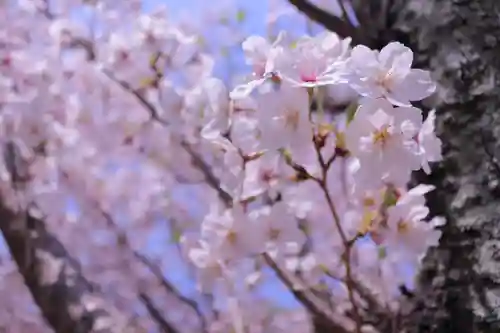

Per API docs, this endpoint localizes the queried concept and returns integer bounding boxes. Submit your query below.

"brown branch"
[0,143,140,333]
[134,252,208,331]
[312,141,363,333]
[263,253,354,333]
[101,69,168,126]
[287,0,369,46]
[102,48,362,333]
[78,192,199,333]
[139,292,178,333]
[102,70,233,205]
[180,141,233,204]
[0,209,141,333]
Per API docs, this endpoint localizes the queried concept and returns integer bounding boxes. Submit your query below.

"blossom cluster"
[182,31,445,321]
[0,1,444,332]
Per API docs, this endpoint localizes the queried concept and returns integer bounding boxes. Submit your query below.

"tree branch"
[287,0,369,46]
[139,293,178,333]
[0,143,139,333]
[81,196,198,333]
[134,252,208,331]
[263,253,356,333]
[102,70,233,205]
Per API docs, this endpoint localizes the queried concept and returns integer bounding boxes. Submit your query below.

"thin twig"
[139,292,178,333]
[287,0,369,46]
[101,69,168,126]
[339,0,355,29]
[134,252,208,331]
[263,253,353,333]
[312,139,363,333]
[325,151,338,170]
[102,69,232,205]
[103,54,362,333]
[324,268,389,317]
[60,171,198,332]
[180,141,233,205]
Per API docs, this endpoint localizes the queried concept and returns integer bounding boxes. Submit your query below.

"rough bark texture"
[294,0,500,332]
[0,200,140,333]
[382,1,500,332]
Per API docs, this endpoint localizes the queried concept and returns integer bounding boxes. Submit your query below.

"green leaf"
[315,281,329,291]
[139,76,156,88]
[378,246,387,259]
[279,148,293,164]
[236,9,246,23]
[148,53,158,67]
[383,187,399,207]
[171,229,182,243]
[319,264,329,272]
[240,195,257,205]
[346,102,358,124]
[334,130,346,151]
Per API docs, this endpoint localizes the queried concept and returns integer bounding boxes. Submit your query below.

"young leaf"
[236,9,246,23]
[346,102,358,124]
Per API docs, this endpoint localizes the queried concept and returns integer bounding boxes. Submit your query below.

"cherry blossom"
[344,98,423,189]
[253,83,312,152]
[346,42,436,107]
[255,202,306,258]
[283,31,351,87]
[417,110,443,173]
[0,1,445,333]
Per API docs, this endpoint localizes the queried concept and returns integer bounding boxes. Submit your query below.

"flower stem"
[313,136,363,333]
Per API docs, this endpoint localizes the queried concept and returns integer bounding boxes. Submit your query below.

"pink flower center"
[1,56,11,67]
[300,74,317,83]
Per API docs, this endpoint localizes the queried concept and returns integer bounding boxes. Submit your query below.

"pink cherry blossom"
[417,110,443,173]
[345,98,423,189]
[346,42,436,107]
[0,3,445,332]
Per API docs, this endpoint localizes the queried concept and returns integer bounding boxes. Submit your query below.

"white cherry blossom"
[0,3,446,331]
[417,110,443,173]
[383,185,444,262]
[346,42,436,106]
[280,32,350,87]
[200,204,264,260]
[241,152,287,200]
[254,83,312,152]
[345,98,423,188]
[255,202,306,258]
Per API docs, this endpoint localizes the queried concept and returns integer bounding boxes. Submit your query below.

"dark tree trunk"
[0,200,141,333]
[380,1,500,332]
[291,1,500,332]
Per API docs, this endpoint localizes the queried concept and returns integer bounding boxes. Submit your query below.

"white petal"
[399,69,436,101]
[378,42,413,71]
[230,79,264,100]
[350,44,378,69]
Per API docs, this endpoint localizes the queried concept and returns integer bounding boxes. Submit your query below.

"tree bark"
[292,0,500,332]
[379,0,500,332]
[0,200,141,333]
